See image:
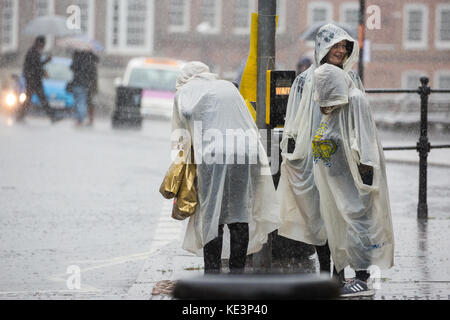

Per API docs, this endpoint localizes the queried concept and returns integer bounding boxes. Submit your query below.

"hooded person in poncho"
[172,61,280,274]
[312,63,394,296]
[277,24,364,281]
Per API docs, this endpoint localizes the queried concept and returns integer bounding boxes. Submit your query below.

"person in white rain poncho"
[277,24,364,281]
[172,61,280,274]
[312,63,394,297]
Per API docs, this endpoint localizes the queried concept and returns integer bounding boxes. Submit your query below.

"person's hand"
[320,106,333,115]
[44,54,52,64]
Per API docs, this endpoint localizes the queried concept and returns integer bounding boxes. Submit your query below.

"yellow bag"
[160,150,197,221]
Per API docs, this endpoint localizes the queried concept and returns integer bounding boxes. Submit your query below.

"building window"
[233,0,255,35]
[106,0,154,55]
[71,0,95,38]
[168,0,190,33]
[403,4,428,49]
[435,71,450,89]
[436,4,450,49]
[340,2,359,28]
[402,71,427,89]
[308,1,333,26]
[276,0,286,34]
[199,0,221,34]
[126,0,148,46]
[34,0,54,16]
[1,0,18,53]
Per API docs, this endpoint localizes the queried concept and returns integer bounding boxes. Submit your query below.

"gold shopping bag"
[159,149,197,220]
[171,161,197,221]
[159,150,186,199]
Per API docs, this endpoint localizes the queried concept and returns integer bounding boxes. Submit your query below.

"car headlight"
[19,93,27,103]
[5,93,17,107]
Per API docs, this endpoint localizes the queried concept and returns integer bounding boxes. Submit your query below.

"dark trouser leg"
[87,91,95,125]
[203,224,224,274]
[228,223,249,274]
[16,87,33,120]
[35,84,55,119]
[316,241,345,286]
[315,242,331,273]
[355,270,370,282]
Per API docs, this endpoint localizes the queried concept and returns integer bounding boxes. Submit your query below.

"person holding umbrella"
[69,50,99,126]
[58,36,102,126]
[16,36,58,123]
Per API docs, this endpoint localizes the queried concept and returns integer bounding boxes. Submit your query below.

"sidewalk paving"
[126,240,203,300]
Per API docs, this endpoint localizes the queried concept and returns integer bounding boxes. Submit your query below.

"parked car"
[116,57,185,118]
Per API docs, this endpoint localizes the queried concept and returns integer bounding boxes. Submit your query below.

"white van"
[118,57,185,118]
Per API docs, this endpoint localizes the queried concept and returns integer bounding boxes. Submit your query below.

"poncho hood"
[314,23,360,72]
[176,61,218,90]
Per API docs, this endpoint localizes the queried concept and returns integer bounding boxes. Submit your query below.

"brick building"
[0,0,449,91]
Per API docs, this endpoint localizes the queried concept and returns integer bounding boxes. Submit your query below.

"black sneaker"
[340,279,375,298]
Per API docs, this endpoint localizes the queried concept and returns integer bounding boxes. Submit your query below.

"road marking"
[148,200,184,252]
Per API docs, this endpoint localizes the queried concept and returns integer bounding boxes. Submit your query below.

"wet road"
[0,115,172,299]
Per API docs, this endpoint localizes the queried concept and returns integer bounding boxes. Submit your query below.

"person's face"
[36,42,45,51]
[326,40,348,67]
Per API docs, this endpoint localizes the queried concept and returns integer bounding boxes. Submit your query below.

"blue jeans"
[73,86,88,123]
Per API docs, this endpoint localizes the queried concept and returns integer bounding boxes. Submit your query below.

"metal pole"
[358,0,365,83]
[417,77,431,219]
[253,0,276,272]
[256,0,276,130]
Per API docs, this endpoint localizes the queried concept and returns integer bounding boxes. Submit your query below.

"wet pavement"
[0,115,172,299]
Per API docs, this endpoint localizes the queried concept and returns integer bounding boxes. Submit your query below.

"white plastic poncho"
[277,24,364,245]
[172,61,280,257]
[312,63,394,272]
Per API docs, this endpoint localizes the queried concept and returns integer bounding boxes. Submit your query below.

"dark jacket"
[70,51,99,92]
[23,46,47,89]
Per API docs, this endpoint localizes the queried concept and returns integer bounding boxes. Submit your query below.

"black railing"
[367,77,450,220]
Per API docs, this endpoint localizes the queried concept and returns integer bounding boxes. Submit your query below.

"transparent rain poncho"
[277,24,364,245]
[171,62,280,257]
[312,63,394,272]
